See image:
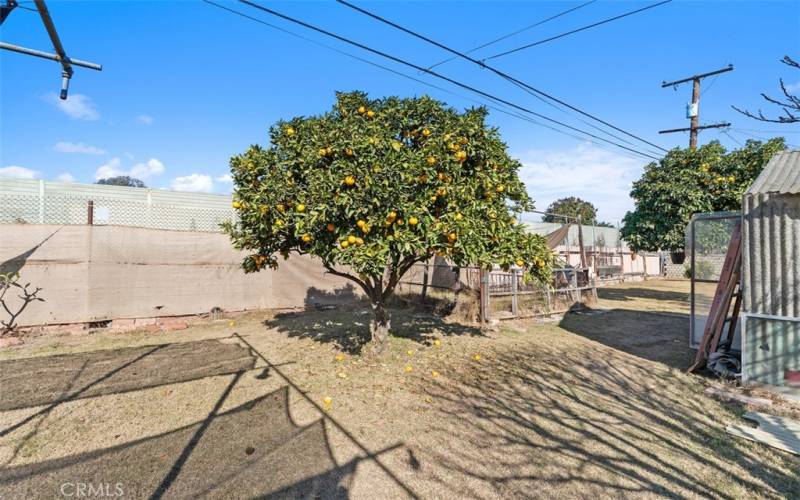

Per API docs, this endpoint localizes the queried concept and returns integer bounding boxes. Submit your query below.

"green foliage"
[621,138,786,252]
[543,196,598,224]
[225,91,554,300]
[692,218,737,255]
[684,260,718,280]
[96,176,147,188]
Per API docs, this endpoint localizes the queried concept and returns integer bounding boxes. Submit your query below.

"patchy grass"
[0,279,797,498]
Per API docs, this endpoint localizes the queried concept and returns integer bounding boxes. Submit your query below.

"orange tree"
[621,138,785,253]
[224,92,553,355]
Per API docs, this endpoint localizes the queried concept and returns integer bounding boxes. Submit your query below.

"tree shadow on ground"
[264,286,484,354]
[0,339,257,470]
[0,383,364,498]
[0,339,255,413]
[559,307,693,370]
[421,340,800,498]
[598,286,689,306]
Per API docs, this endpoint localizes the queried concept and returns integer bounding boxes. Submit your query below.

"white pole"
[38,180,45,223]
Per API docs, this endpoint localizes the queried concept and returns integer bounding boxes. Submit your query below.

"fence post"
[87,200,94,225]
[38,179,45,223]
[617,221,624,281]
[480,269,489,323]
[577,216,587,268]
[571,269,579,304]
[544,283,552,313]
[421,260,429,302]
[511,270,518,318]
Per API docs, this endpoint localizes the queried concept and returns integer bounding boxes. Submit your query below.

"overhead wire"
[729,128,799,148]
[482,0,673,62]
[720,129,743,147]
[424,0,596,72]
[232,0,661,160]
[336,0,667,155]
[202,0,655,163]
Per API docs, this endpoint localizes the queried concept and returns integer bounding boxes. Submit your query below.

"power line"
[483,0,672,62]
[720,129,742,147]
[203,0,657,162]
[699,74,719,97]
[424,0,596,72]
[729,129,799,149]
[234,0,660,160]
[734,127,800,135]
[337,0,667,154]
[502,76,663,157]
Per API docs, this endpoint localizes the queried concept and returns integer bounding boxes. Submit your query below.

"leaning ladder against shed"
[688,221,742,373]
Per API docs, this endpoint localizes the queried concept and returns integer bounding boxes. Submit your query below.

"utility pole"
[659,65,733,149]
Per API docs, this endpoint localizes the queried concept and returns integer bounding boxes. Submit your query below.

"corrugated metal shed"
[746,150,800,195]
[741,149,800,386]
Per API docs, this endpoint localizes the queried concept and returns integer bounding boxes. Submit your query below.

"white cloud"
[44,93,99,120]
[0,166,40,179]
[54,141,106,155]
[171,174,214,193]
[215,174,232,183]
[784,81,800,93]
[130,158,165,179]
[94,157,165,181]
[517,143,647,224]
[136,114,154,125]
[56,172,75,183]
[95,158,123,180]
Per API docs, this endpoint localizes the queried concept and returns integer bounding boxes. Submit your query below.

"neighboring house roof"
[746,150,800,196]
[522,221,631,252]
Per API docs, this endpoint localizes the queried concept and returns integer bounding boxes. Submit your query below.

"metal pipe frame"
[0,42,102,70]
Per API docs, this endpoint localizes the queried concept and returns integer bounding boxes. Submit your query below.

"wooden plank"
[704,387,772,407]
[709,255,741,354]
[722,289,742,347]
[726,412,800,455]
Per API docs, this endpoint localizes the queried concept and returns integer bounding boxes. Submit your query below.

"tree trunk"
[367,301,391,357]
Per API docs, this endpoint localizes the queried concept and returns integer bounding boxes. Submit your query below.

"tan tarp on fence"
[0,225,356,327]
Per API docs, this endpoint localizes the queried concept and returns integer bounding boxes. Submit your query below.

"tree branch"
[732,54,800,123]
[322,263,374,298]
[381,255,426,301]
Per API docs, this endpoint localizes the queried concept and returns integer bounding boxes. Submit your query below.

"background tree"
[96,176,147,188]
[225,91,554,355]
[543,197,598,224]
[621,138,785,252]
[733,55,799,123]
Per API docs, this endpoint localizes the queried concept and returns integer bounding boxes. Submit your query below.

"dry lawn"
[0,279,797,498]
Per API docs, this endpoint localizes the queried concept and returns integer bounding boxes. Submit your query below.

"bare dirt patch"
[0,279,797,498]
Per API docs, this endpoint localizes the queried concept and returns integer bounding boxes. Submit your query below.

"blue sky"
[1,0,798,223]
